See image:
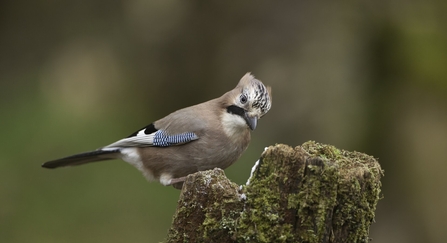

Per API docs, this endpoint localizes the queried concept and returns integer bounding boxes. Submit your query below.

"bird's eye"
[240,94,248,104]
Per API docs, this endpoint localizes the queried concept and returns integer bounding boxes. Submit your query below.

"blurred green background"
[1,1,447,242]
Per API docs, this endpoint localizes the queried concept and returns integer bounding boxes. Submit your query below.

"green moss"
[166,142,383,243]
[301,141,383,242]
[235,145,297,242]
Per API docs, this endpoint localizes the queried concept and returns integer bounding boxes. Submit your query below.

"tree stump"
[166,141,383,243]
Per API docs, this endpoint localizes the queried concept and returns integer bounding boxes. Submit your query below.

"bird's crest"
[236,72,272,117]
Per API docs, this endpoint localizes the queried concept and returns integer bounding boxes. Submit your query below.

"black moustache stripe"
[226,105,246,117]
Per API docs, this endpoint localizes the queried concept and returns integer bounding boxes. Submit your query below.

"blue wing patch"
[153,130,199,147]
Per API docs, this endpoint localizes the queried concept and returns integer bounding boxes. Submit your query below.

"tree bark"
[166,141,383,243]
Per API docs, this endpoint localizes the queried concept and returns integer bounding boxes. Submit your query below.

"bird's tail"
[42,149,121,169]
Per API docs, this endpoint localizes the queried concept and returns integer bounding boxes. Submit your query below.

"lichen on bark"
[166,141,383,243]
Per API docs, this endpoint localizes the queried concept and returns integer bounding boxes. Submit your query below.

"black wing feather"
[127,123,157,137]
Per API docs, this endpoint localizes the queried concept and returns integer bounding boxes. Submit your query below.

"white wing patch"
[103,127,199,148]
[104,131,156,148]
[136,129,147,137]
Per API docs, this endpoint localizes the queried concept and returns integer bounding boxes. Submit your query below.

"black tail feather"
[42,149,120,169]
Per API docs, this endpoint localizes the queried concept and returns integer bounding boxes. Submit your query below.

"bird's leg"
[169,176,187,190]
[169,176,187,185]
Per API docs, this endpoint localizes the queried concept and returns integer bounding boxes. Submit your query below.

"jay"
[42,73,272,189]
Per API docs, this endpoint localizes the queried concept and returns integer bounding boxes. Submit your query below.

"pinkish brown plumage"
[42,73,272,189]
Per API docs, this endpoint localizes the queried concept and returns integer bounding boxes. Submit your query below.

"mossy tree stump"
[166,141,383,243]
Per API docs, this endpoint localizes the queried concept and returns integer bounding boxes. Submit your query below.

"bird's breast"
[221,111,249,140]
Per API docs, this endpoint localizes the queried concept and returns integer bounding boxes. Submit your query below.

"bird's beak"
[244,114,258,130]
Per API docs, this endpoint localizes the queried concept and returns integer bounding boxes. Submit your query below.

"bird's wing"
[103,123,199,148]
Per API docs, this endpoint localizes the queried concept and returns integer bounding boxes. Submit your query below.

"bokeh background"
[1,1,447,242]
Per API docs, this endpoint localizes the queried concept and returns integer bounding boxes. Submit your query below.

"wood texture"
[166,141,383,243]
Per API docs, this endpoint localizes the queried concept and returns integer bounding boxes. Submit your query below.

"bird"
[42,73,272,189]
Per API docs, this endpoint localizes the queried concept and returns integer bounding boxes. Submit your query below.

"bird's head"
[225,73,272,131]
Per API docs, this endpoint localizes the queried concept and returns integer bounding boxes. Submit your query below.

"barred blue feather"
[153,130,199,147]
